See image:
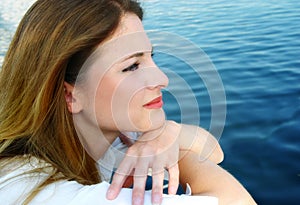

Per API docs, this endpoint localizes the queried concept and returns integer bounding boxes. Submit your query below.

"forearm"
[178,124,224,164]
[178,151,256,205]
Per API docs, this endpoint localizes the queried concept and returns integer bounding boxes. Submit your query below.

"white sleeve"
[30,181,218,205]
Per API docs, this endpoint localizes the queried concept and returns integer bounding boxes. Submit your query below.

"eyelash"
[122,62,139,72]
[121,52,155,73]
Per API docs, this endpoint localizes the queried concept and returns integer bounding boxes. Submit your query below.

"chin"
[137,109,166,132]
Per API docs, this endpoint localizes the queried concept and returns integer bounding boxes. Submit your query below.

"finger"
[167,164,179,195]
[106,159,134,200]
[151,168,164,205]
[132,168,148,205]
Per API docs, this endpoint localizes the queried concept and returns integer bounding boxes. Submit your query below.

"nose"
[145,61,169,90]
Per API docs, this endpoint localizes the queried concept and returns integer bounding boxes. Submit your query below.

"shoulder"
[0,157,112,204]
[0,156,52,204]
[33,181,218,205]
[0,156,218,205]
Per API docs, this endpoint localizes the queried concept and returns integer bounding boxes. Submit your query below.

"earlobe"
[64,82,83,114]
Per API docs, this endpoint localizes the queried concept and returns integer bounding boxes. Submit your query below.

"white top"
[98,132,163,181]
[98,134,132,182]
[0,156,218,204]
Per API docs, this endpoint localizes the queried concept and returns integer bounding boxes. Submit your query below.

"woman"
[0,0,255,204]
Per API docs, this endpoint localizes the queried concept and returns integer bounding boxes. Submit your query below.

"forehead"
[94,12,151,66]
[112,13,145,39]
[79,13,152,81]
[87,31,152,73]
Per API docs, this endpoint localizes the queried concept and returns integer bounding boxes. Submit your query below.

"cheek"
[128,95,150,129]
[94,77,118,128]
[128,91,166,131]
[109,85,143,131]
[92,72,166,132]
[128,91,144,117]
[96,81,115,108]
[94,75,139,130]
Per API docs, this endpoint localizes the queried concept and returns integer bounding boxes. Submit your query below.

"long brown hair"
[0,0,143,201]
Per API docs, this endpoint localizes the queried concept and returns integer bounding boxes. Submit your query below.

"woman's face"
[74,13,169,140]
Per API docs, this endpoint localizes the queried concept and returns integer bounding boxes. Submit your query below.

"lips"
[143,96,163,109]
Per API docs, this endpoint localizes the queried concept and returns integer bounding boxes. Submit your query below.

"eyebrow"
[121,47,154,62]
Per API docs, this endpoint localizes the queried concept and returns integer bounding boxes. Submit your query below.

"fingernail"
[106,189,115,200]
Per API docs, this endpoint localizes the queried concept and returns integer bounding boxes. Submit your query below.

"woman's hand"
[106,121,224,205]
[106,121,181,205]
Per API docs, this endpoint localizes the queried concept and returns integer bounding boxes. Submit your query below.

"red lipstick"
[143,96,163,109]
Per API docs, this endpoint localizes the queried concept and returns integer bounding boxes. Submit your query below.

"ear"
[64,82,83,114]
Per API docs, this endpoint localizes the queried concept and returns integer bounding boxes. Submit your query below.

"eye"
[122,63,139,72]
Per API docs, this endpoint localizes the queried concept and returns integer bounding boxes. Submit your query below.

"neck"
[73,115,120,161]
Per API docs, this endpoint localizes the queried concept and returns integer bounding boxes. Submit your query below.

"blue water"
[1,0,300,204]
[141,0,300,204]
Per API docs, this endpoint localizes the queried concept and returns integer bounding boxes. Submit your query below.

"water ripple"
[1,0,300,203]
